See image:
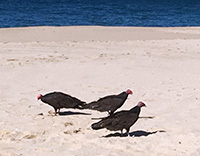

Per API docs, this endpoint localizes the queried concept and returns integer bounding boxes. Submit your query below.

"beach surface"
[0,26,200,156]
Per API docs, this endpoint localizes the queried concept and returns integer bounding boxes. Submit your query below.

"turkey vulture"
[82,89,133,115]
[37,92,86,115]
[91,101,146,136]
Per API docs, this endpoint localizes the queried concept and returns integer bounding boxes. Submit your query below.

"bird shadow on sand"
[139,116,155,119]
[92,116,155,120]
[58,111,91,116]
[103,130,166,138]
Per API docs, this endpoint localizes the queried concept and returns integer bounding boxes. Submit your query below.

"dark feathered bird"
[91,101,146,136]
[37,92,86,115]
[82,89,133,115]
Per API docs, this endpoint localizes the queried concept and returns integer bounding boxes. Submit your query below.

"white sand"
[0,26,200,156]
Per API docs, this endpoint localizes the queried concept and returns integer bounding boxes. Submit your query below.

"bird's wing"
[103,111,138,131]
[90,97,123,111]
[56,93,84,108]
[41,92,65,108]
[97,95,118,101]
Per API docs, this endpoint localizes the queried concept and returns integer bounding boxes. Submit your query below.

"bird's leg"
[126,128,130,137]
[54,108,58,116]
[120,129,124,137]
[108,111,113,116]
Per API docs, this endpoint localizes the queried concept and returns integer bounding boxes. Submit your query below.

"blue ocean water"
[0,0,200,28]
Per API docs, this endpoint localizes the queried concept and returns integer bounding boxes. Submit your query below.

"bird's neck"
[118,92,128,98]
[130,106,141,114]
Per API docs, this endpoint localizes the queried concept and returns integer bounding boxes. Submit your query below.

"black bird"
[91,101,146,136]
[82,89,133,115]
[37,92,86,115]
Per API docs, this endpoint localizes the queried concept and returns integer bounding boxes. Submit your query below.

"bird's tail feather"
[91,117,106,120]
[81,101,97,109]
[91,122,103,130]
[75,101,87,109]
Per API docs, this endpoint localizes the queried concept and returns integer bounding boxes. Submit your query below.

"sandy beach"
[0,26,200,156]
